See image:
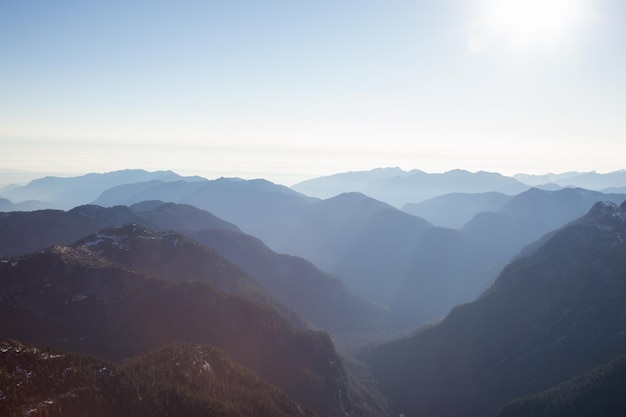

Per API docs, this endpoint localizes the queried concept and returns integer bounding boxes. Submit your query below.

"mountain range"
[3,170,626,333]
[293,168,626,208]
[4,167,625,217]
[0,202,386,339]
[241,187,626,330]
[3,167,626,416]
[402,191,512,229]
[0,197,49,212]
[0,227,387,416]
[363,200,626,417]
[514,170,626,190]
[0,169,205,210]
[92,177,318,237]
[24,180,621,333]
[292,168,530,207]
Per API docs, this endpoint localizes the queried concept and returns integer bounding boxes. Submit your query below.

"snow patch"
[82,238,105,248]
[83,233,130,251]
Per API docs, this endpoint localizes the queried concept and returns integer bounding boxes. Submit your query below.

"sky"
[1,0,625,186]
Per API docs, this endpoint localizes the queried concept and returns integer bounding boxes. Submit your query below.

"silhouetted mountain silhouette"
[93,177,318,236]
[293,168,529,207]
[0,197,48,212]
[0,169,204,210]
[461,187,626,267]
[402,191,512,228]
[253,193,431,311]
[552,170,626,190]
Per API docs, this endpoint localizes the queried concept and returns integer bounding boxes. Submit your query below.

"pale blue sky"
[1,0,625,185]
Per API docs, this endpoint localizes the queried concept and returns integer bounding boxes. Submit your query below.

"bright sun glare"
[473,0,587,51]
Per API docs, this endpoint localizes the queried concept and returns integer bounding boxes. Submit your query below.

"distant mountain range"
[402,191,512,228]
[0,197,49,212]
[245,192,433,317]
[363,200,626,417]
[514,170,626,190]
[3,168,625,216]
[92,177,318,235]
[90,185,626,332]
[3,168,625,333]
[0,169,205,210]
[293,169,529,207]
[185,227,386,338]
[459,187,626,269]
[293,168,626,208]
[244,187,626,330]
[2,167,626,416]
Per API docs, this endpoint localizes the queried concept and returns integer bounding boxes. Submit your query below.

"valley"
[2,168,626,416]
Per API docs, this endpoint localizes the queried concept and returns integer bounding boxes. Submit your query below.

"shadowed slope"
[0,242,388,417]
[364,201,626,417]
[0,339,319,417]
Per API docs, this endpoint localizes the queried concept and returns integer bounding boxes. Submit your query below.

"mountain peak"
[583,200,626,227]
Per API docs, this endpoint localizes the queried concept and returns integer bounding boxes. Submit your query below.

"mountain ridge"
[0,202,386,340]
[363,199,626,417]
[0,239,387,417]
[0,169,206,210]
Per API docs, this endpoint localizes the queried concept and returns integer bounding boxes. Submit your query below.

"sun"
[472,0,587,51]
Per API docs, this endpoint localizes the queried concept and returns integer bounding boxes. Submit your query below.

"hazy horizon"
[2,165,626,190]
[2,1,625,186]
